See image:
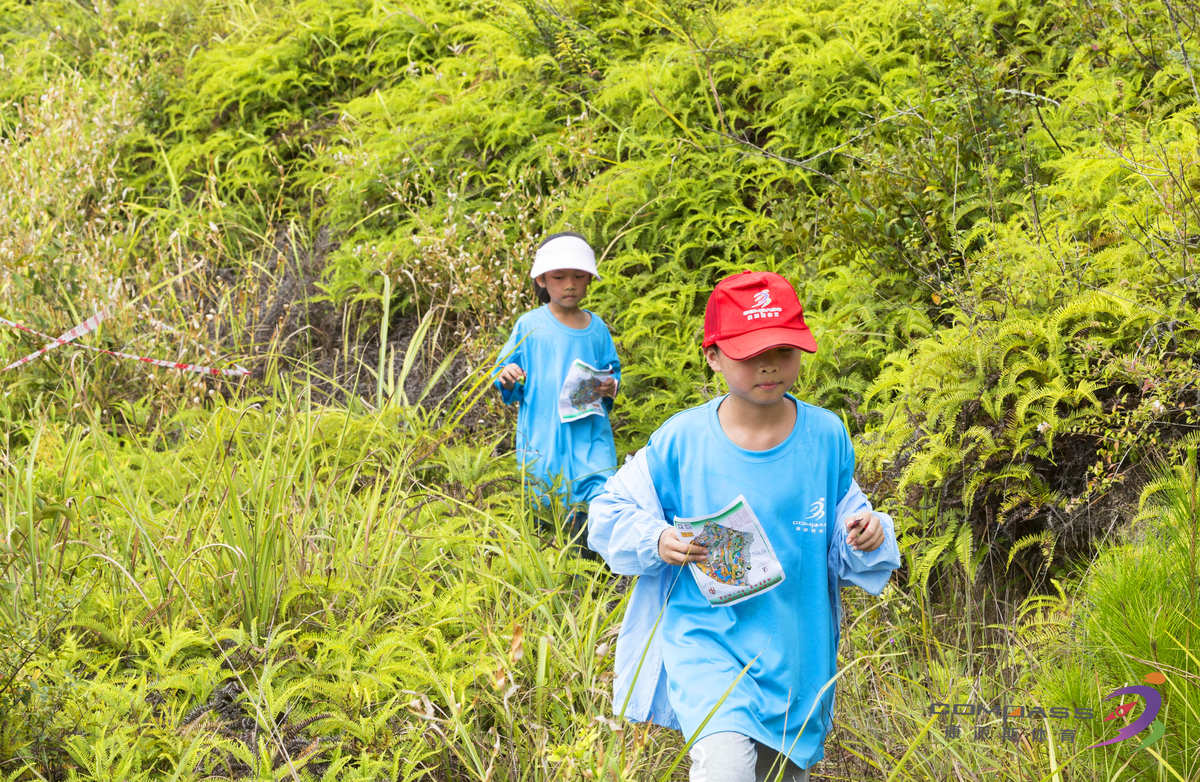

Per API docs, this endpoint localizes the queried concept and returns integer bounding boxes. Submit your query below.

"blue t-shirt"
[645,394,854,768]
[493,305,620,505]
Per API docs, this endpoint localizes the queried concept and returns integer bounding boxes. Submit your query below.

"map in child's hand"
[675,495,785,606]
[568,375,604,409]
[692,522,751,585]
[558,359,614,422]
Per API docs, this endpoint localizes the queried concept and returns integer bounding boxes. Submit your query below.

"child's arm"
[829,480,900,594]
[598,330,620,409]
[492,325,527,404]
[596,376,618,399]
[497,363,526,391]
[845,509,886,551]
[588,449,673,576]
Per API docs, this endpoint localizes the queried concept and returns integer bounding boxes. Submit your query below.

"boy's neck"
[716,395,797,451]
[547,301,591,328]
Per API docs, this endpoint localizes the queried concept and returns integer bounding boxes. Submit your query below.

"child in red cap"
[588,271,899,781]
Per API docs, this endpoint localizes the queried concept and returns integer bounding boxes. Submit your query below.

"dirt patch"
[180,676,332,778]
[210,224,491,423]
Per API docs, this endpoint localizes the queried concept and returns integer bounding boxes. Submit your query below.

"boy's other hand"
[596,377,618,398]
[498,363,526,390]
[658,529,708,565]
[845,511,884,551]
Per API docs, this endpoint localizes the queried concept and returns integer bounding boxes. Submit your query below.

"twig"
[600,198,661,263]
[0,581,92,704]
[1002,86,1067,154]
[995,88,1061,106]
[714,106,922,170]
[711,128,821,172]
[1162,0,1200,106]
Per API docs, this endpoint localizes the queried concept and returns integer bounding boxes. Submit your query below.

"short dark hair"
[533,278,551,303]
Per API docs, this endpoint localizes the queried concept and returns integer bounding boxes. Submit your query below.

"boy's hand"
[497,363,526,390]
[658,529,708,565]
[596,377,618,398]
[845,511,884,552]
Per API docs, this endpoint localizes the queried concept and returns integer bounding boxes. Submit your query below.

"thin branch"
[716,106,924,171]
[711,128,822,172]
[996,88,1061,106]
[1163,0,1200,105]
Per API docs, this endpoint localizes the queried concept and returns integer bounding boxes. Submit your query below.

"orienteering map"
[558,359,614,422]
[675,495,785,606]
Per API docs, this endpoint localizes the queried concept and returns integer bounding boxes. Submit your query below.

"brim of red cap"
[715,326,818,360]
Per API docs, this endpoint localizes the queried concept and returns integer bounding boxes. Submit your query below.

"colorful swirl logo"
[1087,671,1167,750]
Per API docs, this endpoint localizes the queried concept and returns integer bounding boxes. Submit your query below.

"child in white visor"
[493,233,620,550]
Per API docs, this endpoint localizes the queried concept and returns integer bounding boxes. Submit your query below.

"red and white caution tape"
[1,309,110,371]
[1,311,249,377]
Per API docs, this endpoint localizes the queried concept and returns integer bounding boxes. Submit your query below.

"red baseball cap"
[703,271,818,359]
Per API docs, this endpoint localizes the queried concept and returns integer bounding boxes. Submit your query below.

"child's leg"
[688,732,757,782]
[688,732,810,782]
[753,744,810,782]
[566,507,599,560]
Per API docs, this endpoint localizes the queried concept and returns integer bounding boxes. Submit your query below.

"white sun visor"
[530,235,600,280]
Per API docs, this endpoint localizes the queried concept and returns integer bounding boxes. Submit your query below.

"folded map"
[675,495,786,606]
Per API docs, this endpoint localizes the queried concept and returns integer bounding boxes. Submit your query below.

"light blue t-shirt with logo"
[644,394,854,768]
[493,305,620,506]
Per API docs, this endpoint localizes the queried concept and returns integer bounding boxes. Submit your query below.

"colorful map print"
[568,375,604,409]
[558,359,613,422]
[692,522,752,585]
[676,495,785,606]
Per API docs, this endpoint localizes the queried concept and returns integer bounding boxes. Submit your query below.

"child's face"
[536,269,592,309]
[705,345,801,407]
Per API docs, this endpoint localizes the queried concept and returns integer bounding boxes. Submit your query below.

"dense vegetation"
[1,0,1198,779]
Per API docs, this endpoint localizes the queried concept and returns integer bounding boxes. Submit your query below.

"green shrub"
[1034,444,1200,779]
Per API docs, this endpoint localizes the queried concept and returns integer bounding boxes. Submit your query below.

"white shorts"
[688,732,811,782]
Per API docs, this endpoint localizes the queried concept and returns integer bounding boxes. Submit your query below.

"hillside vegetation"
[1,0,1198,779]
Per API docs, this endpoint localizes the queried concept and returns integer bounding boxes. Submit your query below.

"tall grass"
[0,364,693,779]
[4,0,1200,778]
[828,446,1200,782]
